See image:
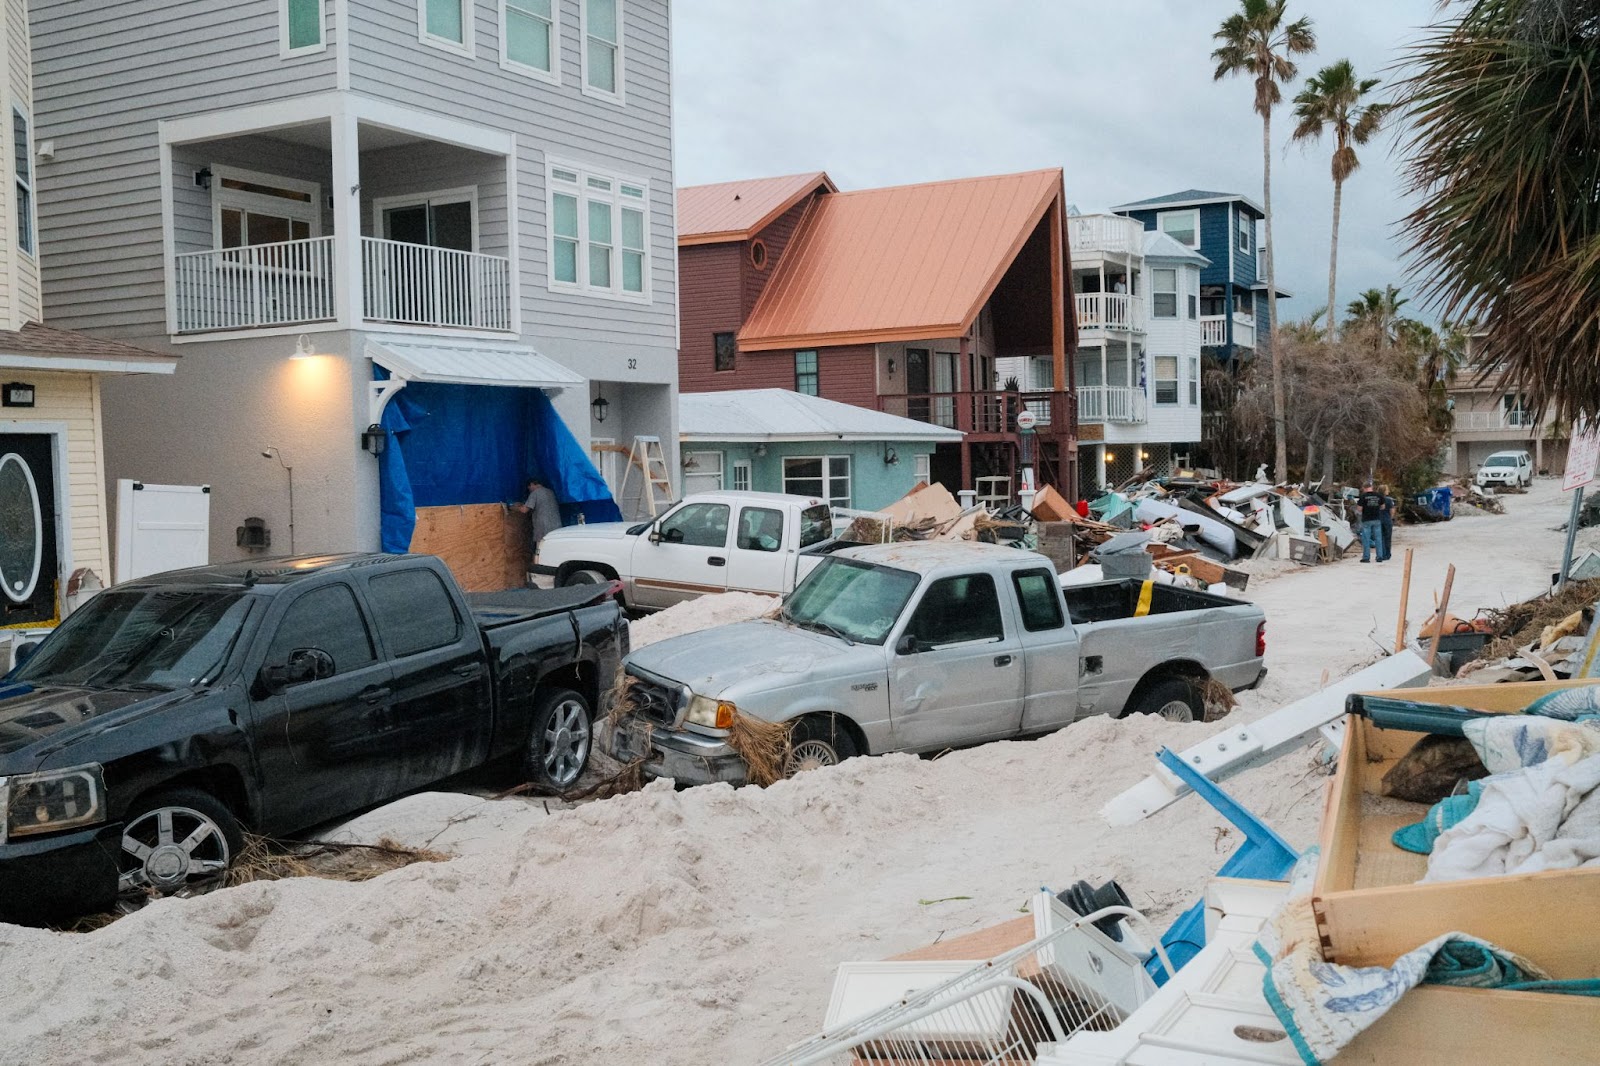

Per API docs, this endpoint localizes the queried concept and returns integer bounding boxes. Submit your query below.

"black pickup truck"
[0,553,626,923]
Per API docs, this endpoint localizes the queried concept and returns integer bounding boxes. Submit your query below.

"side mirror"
[648,529,662,544]
[12,641,39,667]
[895,634,921,656]
[258,648,334,693]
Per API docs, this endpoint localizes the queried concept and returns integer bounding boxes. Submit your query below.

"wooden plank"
[1340,985,1600,1063]
[409,503,529,593]
[890,917,1034,963]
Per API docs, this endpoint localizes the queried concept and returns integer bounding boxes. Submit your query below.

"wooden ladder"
[618,435,674,518]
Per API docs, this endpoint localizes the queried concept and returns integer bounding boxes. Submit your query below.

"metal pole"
[1559,486,1583,591]
[287,465,296,556]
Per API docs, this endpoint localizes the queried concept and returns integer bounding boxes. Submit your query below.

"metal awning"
[364,337,585,424]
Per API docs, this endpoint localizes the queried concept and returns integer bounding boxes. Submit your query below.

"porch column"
[1049,197,1066,414]
[959,334,973,491]
[331,107,364,327]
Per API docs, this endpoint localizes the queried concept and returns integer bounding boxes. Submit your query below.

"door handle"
[452,663,485,679]
[994,655,1014,667]
[707,556,727,566]
[359,686,391,704]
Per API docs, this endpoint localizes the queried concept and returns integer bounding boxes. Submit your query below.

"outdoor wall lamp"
[591,395,610,423]
[1104,452,1115,462]
[290,334,315,360]
[361,424,387,457]
[887,357,896,375]
[754,443,768,458]
[883,444,899,466]
[2,381,35,408]
[194,167,212,189]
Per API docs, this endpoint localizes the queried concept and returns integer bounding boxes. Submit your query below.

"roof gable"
[737,169,1064,351]
[677,172,836,246]
[1113,188,1265,217]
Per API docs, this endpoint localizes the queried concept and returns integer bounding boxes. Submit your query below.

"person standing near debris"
[1379,484,1397,562]
[516,476,563,573]
[1357,481,1385,563]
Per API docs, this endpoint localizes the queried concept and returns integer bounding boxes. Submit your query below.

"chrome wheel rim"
[119,806,231,896]
[1156,701,1195,723]
[787,739,840,776]
[543,698,591,787]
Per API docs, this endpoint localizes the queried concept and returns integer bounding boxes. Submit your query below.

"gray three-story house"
[29,0,677,576]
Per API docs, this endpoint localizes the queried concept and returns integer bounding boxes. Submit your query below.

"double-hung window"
[794,350,819,396]
[582,0,622,100]
[419,0,472,55]
[1188,357,1200,405]
[1237,211,1253,254]
[783,456,850,508]
[713,331,736,372]
[12,109,33,257]
[502,0,556,81]
[548,161,649,300]
[1154,356,1179,406]
[1158,209,1199,249]
[281,0,325,56]
[1152,268,1177,319]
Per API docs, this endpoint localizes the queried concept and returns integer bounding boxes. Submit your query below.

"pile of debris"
[1461,579,1600,683]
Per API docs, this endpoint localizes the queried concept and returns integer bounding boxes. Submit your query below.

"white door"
[630,500,732,608]
[115,480,211,583]
[726,503,789,595]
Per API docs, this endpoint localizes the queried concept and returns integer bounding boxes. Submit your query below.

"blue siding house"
[1112,190,1288,366]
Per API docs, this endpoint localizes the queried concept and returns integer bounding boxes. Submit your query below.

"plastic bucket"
[1426,486,1453,518]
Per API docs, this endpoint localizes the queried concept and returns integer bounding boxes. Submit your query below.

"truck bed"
[467,585,616,627]
[1063,579,1245,625]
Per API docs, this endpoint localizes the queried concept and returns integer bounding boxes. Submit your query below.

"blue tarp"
[375,367,622,554]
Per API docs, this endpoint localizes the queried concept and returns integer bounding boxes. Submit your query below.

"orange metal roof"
[737,169,1065,351]
[677,172,836,246]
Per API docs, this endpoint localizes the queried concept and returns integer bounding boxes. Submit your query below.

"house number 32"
[627,358,638,370]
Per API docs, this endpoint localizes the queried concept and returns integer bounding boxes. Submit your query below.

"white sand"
[628,590,778,648]
[0,483,1571,1064]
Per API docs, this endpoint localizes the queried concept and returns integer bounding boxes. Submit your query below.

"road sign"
[1015,410,1038,431]
[1564,428,1600,491]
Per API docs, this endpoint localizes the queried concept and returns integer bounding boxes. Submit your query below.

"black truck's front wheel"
[118,788,244,899]
[527,687,593,790]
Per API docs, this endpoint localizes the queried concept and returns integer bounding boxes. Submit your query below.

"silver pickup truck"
[605,542,1267,786]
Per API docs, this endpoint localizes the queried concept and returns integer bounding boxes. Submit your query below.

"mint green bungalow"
[678,389,962,511]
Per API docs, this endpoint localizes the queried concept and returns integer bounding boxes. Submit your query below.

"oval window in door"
[0,452,43,603]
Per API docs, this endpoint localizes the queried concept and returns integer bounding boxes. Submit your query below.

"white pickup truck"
[535,491,840,611]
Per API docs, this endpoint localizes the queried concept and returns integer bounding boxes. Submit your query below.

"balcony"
[1075,292,1144,333]
[1076,385,1147,425]
[1200,313,1256,348]
[1070,213,1144,257]
[174,237,513,334]
[1454,410,1540,432]
[878,389,1074,437]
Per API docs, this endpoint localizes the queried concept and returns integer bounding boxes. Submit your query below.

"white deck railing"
[1455,410,1539,431]
[361,237,512,331]
[1077,385,1147,424]
[1076,292,1144,332]
[1200,313,1257,348]
[1070,213,1144,257]
[174,237,336,333]
[173,235,513,333]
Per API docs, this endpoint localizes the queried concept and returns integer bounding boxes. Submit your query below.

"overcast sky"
[673,0,1441,324]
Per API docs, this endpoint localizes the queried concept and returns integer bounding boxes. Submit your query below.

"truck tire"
[561,568,610,587]
[785,715,859,777]
[1130,678,1202,723]
[526,687,593,791]
[118,787,245,900]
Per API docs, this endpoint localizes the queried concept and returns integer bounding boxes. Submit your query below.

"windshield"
[799,504,833,549]
[14,588,255,691]
[1485,455,1519,467]
[782,558,919,645]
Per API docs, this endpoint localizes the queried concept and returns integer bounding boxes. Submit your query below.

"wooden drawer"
[1312,684,1600,978]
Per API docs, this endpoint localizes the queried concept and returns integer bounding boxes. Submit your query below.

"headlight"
[685,694,735,729]
[0,763,107,843]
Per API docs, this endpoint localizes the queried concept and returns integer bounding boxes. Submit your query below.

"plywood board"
[410,504,530,592]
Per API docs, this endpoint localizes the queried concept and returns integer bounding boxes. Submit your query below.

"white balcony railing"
[1076,385,1147,424]
[1199,312,1257,348]
[1234,314,1256,349]
[1070,214,1144,257]
[1454,410,1540,431]
[173,235,513,334]
[1075,292,1144,333]
[174,237,337,333]
[361,237,513,331]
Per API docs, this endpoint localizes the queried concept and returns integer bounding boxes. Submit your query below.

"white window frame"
[783,455,851,508]
[1236,210,1253,254]
[211,165,322,249]
[731,459,752,493]
[683,450,725,492]
[500,0,559,84]
[370,186,480,251]
[1153,355,1180,407]
[546,158,650,304]
[580,0,625,105]
[280,0,327,57]
[1151,267,1178,319]
[1188,356,1200,406]
[1157,209,1200,249]
[12,106,35,259]
[914,453,931,485]
[417,0,475,58]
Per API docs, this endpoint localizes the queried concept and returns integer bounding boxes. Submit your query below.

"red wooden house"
[677,168,1080,499]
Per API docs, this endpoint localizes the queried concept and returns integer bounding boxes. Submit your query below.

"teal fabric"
[1525,686,1600,722]
[1391,781,1483,855]
[1423,938,1539,987]
[1502,978,1600,996]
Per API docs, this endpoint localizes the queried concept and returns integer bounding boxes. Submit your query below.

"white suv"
[1476,450,1533,489]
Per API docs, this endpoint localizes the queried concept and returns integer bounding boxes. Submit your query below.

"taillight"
[1255,620,1267,658]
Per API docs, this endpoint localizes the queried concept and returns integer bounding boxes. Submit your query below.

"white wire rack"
[761,905,1175,1066]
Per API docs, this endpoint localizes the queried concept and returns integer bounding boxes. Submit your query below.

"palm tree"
[1345,285,1410,350]
[1213,0,1317,483]
[1397,2,1600,425]
[1291,61,1392,343]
